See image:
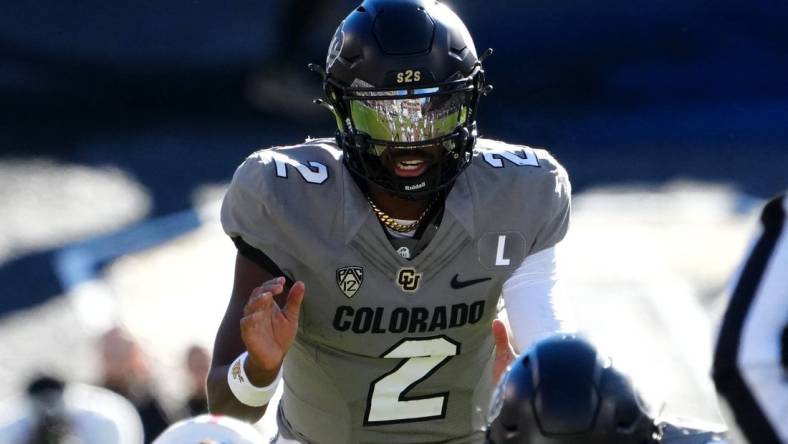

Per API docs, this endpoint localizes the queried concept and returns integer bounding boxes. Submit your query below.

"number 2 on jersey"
[364,336,460,425]
[273,157,328,184]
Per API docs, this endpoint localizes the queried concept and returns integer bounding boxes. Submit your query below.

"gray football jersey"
[221,138,570,444]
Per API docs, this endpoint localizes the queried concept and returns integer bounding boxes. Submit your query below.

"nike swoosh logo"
[450,274,492,289]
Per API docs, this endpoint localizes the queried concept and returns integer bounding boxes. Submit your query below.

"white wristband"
[227,351,281,407]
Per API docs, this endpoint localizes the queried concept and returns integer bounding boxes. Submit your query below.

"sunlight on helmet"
[152,414,264,444]
[349,83,470,146]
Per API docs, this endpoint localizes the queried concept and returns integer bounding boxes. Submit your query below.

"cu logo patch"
[336,266,364,298]
[397,267,422,293]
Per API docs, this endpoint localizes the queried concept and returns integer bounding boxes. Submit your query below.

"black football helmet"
[312,0,491,199]
[486,334,661,444]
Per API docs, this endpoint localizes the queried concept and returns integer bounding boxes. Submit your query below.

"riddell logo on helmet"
[404,182,426,191]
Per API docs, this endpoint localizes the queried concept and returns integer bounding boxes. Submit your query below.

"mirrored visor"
[349,87,469,143]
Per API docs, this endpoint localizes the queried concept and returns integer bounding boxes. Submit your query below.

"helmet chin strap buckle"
[451,127,470,160]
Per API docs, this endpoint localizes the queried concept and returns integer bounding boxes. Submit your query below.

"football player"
[486,334,729,444]
[713,192,787,444]
[207,1,572,442]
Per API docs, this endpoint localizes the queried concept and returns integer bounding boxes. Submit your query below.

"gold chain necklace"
[367,196,436,233]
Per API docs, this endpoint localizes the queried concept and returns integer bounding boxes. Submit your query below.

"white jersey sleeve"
[502,246,575,352]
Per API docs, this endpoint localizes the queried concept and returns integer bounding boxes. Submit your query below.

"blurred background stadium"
[1,0,786,441]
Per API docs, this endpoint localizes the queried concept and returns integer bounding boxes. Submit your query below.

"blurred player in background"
[0,375,144,444]
[99,327,171,443]
[208,0,572,442]
[486,334,728,444]
[22,376,83,444]
[713,191,787,444]
[152,414,264,444]
[181,345,211,417]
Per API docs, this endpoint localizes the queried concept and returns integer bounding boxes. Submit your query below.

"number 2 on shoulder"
[273,157,328,184]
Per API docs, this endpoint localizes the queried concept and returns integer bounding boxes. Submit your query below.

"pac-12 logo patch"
[397,267,422,293]
[336,266,364,298]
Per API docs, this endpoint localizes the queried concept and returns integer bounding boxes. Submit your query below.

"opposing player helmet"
[313,0,491,199]
[152,414,264,444]
[486,334,660,444]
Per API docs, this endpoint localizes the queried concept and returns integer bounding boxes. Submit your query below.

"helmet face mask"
[316,0,489,199]
[340,79,478,198]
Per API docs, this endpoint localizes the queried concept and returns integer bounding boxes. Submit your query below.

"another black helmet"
[486,334,660,444]
[313,0,490,199]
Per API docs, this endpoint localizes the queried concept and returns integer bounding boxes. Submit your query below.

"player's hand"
[492,318,517,385]
[240,276,305,385]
